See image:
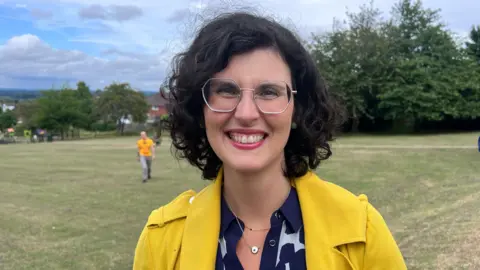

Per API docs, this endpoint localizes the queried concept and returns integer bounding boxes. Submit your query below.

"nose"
[234,90,260,123]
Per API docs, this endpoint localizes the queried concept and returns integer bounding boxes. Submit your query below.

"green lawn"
[0,133,479,270]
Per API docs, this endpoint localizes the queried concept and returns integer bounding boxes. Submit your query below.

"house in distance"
[146,87,169,124]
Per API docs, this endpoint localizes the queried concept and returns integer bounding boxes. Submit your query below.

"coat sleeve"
[363,202,407,270]
[133,225,154,270]
[132,190,196,270]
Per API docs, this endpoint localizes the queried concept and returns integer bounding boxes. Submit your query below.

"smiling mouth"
[226,132,267,144]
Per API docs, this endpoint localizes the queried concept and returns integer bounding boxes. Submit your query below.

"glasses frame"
[201,78,297,114]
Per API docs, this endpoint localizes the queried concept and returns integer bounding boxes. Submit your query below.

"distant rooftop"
[146,88,169,106]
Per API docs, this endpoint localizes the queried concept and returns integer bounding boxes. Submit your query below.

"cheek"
[267,107,294,135]
[265,115,292,139]
[203,109,229,138]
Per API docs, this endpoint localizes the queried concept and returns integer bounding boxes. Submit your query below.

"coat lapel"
[295,171,367,269]
[178,170,223,269]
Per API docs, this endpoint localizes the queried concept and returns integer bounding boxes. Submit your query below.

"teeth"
[229,133,265,144]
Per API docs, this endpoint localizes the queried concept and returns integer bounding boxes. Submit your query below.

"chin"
[223,158,268,174]
[211,132,282,174]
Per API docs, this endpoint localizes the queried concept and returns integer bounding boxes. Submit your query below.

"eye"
[256,84,284,99]
[211,82,240,97]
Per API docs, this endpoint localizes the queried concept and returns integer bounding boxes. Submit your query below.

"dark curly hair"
[164,11,344,180]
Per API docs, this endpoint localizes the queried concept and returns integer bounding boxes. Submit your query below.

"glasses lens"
[254,82,291,113]
[203,78,240,111]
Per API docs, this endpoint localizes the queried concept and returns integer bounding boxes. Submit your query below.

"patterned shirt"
[215,187,306,270]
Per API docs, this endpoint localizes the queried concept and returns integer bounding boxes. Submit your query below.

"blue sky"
[0,0,478,91]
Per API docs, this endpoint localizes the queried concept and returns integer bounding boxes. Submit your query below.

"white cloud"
[0,34,167,90]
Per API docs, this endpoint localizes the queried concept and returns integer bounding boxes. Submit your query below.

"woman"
[133,12,407,270]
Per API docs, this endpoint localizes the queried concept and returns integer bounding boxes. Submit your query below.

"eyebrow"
[212,78,290,86]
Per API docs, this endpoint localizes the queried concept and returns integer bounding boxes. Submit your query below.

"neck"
[222,163,291,229]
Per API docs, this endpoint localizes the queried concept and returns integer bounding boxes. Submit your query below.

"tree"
[309,0,478,133]
[0,109,17,131]
[14,100,40,129]
[377,0,464,131]
[466,25,480,63]
[95,83,149,134]
[310,1,390,131]
[454,45,480,119]
[75,81,97,130]
[35,88,88,140]
[76,81,92,99]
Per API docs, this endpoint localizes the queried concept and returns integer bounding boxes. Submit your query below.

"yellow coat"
[133,170,407,270]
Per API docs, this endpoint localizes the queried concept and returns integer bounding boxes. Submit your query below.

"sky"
[0,0,478,91]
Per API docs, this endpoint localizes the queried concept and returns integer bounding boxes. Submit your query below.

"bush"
[91,122,117,132]
[13,124,28,136]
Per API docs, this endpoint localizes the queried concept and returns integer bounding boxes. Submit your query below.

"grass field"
[0,132,479,270]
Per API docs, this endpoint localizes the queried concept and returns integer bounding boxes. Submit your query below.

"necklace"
[223,185,291,255]
[233,215,262,254]
[244,224,270,231]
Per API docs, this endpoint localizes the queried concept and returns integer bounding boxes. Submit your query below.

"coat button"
[269,239,276,247]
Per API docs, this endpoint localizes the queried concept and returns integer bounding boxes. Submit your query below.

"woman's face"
[203,48,294,174]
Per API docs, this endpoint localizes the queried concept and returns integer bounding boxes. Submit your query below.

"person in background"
[477,134,479,152]
[133,11,406,269]
[137,131,155,183]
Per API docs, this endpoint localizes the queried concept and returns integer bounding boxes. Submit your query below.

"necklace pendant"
[251,246,259,254]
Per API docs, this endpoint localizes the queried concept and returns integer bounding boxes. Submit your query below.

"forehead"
[213,48,291,86]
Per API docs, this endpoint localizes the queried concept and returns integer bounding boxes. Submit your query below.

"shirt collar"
[278,187,303,233]
[220,187,303,236]
[220,195,236,237]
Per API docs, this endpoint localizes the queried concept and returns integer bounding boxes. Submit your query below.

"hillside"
[0,89,42,101]
[0,88,157,101]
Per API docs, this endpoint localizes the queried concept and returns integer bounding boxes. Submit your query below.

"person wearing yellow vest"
[137,131,155,183]
[133,12,406,269]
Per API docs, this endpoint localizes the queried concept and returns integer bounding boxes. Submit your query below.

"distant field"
[0,132,479,269]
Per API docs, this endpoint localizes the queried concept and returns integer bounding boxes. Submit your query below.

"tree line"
[8,82,150,139]
[310,0,480,132]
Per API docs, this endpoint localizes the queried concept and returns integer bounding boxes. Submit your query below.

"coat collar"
[294,170,367,268]
[179,169,223,269]
[179,168,366,269]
